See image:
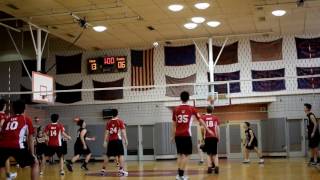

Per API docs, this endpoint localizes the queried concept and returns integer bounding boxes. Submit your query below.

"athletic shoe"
[242,159,250,164]
[6,172,17,180]
[81,164,89,171]
[175,175,189,180]
[214,167,219,174]
[310,162,317,166]
[60,170,65,176]
[207,167,213,174]
[100,169,107,176]
[198,161,204,165]
[66,161,73,172]
[39,171,43,176]
[259,159,265,164]
[118,169,128,177]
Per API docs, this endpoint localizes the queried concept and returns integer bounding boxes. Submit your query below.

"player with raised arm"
[44,114,71,176]
[0,100,39,180]
[0,99,18,180]
[101,109,128,177]
[66,119,95,172]
[202,106,220,174]
[172,91,214,180]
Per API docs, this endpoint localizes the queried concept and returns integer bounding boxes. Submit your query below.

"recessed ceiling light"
[272,10,286,16]
[184,23,198,30]
[93,26,107,32]
[168,4,184,12]
[191,17,206,23]
[194,2,210,10]
[207,21,221,27]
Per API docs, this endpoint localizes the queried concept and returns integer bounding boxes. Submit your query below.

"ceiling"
[0,0,320,50]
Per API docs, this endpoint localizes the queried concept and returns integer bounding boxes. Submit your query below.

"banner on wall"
[252,69,285,92]
[297,67,320,89]
[165,74,196,97]
[55,81,82,104]
[56,53,82,74]
[164,45,196,66]
[295,37,320,59]
[93,78,124,101]
[207,71,241,93]
[22,59,46,77]
[131,48,154,90]
[211,42,238,65]
[250,39,283,62]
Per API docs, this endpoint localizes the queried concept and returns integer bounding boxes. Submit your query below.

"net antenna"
[32,72,54,104]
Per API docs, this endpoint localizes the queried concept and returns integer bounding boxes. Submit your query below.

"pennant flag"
[131,49,154,90]
[295,37,320,59]
[56,53,82,74]
[164,45,196,66]
[55,81,82,104]
[22,59,46,77]
[93,79,124,101]
[297,67,320,89]
[250,39,283,62]
[208,71,241,93]
[212,42,238,65]
[252,69,285,92]
[20,85,34,104]
[165,74,196,97]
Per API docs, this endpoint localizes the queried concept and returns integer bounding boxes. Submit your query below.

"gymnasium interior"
[0,0,320,179]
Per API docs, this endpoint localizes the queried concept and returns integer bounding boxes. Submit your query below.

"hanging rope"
[7,28,32,80]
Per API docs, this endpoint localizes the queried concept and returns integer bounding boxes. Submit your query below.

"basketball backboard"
[32,72,54,104]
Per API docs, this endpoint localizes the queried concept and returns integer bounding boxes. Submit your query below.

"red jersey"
[0,114,34,149]
[172,104,200,137]
[202,114,220,138]
[106,118,125,141]
[45,123,65,147]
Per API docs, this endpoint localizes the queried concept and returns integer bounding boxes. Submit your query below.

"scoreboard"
[87,56,127,74]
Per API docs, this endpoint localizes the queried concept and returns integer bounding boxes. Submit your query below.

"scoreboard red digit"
[87,56,127,74]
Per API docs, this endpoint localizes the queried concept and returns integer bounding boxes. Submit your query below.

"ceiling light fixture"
[184,22,198,30]
[271,10,286,16]
[191,17,206,23]
[194,2,210,10]
[93,26,107,32]
[168,4,184,12]
[207,21,221,27]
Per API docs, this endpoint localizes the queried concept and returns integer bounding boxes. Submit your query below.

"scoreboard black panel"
[87,56,127,74]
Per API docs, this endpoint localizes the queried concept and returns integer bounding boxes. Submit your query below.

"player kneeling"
[101,109,128,177]
[202,106,220,174]
[0,100,39,180]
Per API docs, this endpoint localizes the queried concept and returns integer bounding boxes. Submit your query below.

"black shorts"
[45,146,63,158]
[36,143,47,156]
[205,137,218,155]
[246,139,258,150]
[62,141,67,155]
[74,141,91,156]
[107,140,124,157]
[0,148,35,168]
[175,136,192,155]
[309,136,320,148]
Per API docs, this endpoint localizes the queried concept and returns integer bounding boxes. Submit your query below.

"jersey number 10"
[5,121,18,131]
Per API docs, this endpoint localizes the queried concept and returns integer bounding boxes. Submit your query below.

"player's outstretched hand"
[170,136,175,143]
[103,141,108,148]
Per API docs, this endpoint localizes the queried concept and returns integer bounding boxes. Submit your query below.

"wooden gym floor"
[5,158,320,180]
